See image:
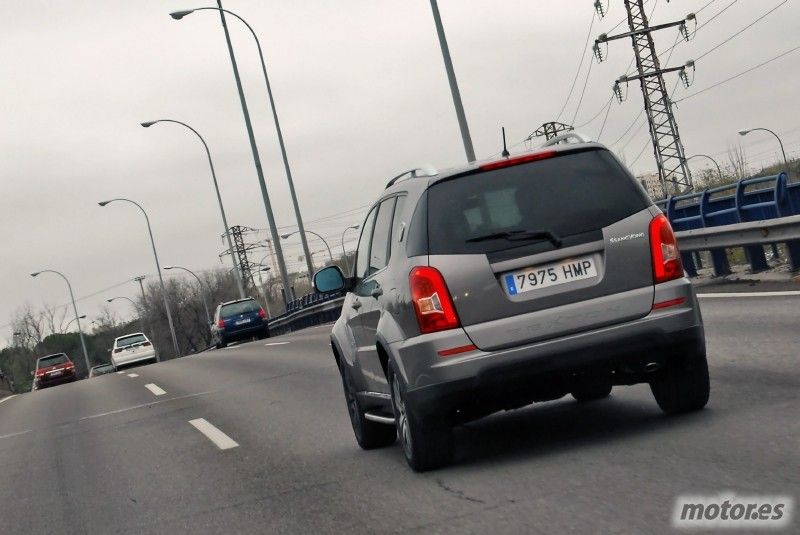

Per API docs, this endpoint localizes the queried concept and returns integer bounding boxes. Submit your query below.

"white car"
[111,333,158,368]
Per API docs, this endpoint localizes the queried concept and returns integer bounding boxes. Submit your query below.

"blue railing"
[657,172,800,275]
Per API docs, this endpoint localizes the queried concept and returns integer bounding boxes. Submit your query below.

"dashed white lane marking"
[116,371,125,374]
[144,383,166,396]
[0,429,30,440]
[264,342,290,346]
[127,373,139,378]
[0,395,17,405]
[697,291,800,298]
[188,418,239,450]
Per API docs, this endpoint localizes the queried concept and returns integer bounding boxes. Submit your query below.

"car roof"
[383,141,609,195]
[38,353,67,361]
[219,297,257,307]
[114,332,147,342]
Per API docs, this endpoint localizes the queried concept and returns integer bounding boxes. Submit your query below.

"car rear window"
[220,300,260,317]
[116,334,147,348]
[426,149,649,255]
[38,354,68,367]
[92,364,115,375]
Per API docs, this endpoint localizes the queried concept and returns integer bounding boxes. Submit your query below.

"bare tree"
[727,144,750,181]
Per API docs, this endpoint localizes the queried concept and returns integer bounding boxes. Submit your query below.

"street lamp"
[30,270,91,374]
[98,198,180,358]
[163,266,211,325]
[281,230,334,267]
[341,225,360,275]
[687,154,724,183]
[65,314,87,331]
[171,6,304,301]
[140,119,245,299]
[739,128,788,169]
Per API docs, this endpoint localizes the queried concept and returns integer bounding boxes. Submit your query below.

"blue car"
[211,298,270,348]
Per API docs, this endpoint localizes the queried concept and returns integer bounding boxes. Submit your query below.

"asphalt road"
[0,293,797,534]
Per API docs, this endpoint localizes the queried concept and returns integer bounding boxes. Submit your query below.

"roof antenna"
[501,127,510,158]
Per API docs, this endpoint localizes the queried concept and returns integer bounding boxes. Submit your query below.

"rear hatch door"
[222,302,261,334]
[426,147,655,351]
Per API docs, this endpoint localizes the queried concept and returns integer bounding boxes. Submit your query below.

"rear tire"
[339,361,396,450]
[571,382,612,402]
[388,363,453,472]
[650,351,710,414]
[217,338,227,349]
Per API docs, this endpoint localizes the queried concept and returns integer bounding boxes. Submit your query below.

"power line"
[695,0,787,62]
[674,44,800,102]
[555,10,596,123]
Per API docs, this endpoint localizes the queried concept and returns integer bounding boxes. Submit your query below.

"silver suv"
[314,141,709,471]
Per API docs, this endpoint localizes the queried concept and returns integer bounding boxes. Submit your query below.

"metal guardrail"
[268,297,345,336]
[675,215,800,276]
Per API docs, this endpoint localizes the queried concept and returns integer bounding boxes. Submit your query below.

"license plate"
[49,370,63,377]
[503,255,597,296]
[235,319,251,326]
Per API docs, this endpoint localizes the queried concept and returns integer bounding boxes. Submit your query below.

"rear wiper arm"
[466,229,562,248]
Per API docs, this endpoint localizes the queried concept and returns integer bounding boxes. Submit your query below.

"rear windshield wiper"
[465,229,562,248]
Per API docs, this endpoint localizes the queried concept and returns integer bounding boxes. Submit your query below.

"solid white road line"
[127,373,139,378]
[144,383,166,396]
[0,395,17,405]
[0,429,30,440]
[697,291,800,298]
[264,342,290,347]
[188,418,239,450]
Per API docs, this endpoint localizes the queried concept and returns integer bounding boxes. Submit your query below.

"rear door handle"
[351,299,362,310]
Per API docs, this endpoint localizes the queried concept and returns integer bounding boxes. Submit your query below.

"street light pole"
[65,315,87,332]
[163,266,211,325]
[171,6,315,283]
[281,230,333,266]
[107,296,146,333]
[340,225,359,275]
[30,270,91,375]
[429,0,476,163]
[141,119,245,299]
[99,198,181,358]
[170,3,294,302]
[687,154,724,182]
[739,128,788,169]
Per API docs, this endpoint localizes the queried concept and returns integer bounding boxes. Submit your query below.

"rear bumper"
[391,281,704,422]
[112,349,157,368]
[220,322,269,342]
[36,374,77,388]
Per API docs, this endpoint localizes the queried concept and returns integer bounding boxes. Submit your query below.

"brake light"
[409,266,460,334]
[649,213,683,283]
[479,150,557,171]
[35,368,46,377]
[257,308,266,319]
[217,318,225,329]
[113,348,123,354]
[142,341,151,347]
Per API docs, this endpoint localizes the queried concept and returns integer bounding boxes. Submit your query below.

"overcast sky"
[1,0,798,342]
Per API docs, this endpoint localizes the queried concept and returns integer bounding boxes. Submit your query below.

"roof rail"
[385,165,437,189]
[540,131,593,147]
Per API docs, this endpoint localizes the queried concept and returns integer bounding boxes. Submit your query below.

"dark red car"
[33,353,78,390]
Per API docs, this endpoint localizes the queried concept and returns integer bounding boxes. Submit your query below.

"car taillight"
[217,319,225,328]
[35,369,46,377]
[409,266,461,334]
[142,341,151,347]
[257,308,266,319]
[113,348,123,354]
[479,150,557,171]
[649,213,683,283]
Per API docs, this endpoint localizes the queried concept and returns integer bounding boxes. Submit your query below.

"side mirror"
[313,265,346,293]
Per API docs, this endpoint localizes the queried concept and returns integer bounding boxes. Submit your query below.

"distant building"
[637,172,663,199]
